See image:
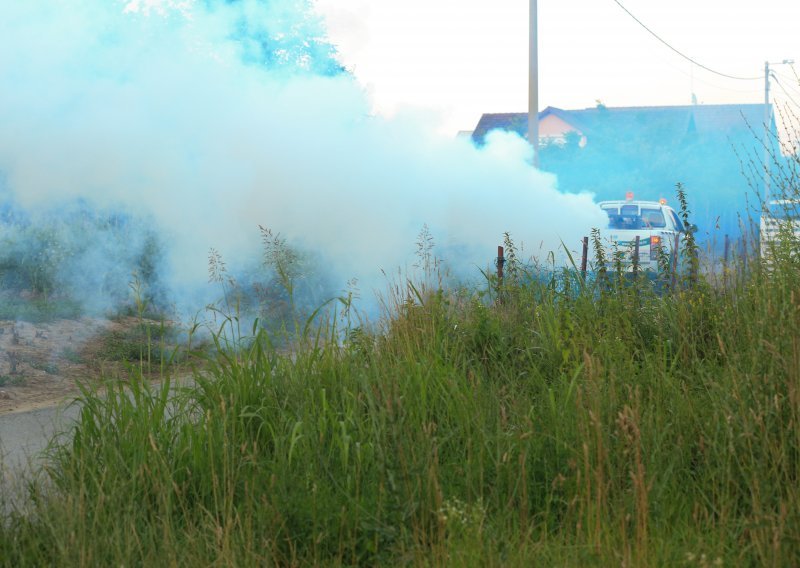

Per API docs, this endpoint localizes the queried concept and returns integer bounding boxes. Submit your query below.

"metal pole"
[528,0,539,167]
[764,61,771,204]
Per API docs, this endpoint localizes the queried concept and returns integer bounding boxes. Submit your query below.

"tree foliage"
[206,0,345,76]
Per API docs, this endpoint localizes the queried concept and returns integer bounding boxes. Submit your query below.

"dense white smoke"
[0,1,604,316]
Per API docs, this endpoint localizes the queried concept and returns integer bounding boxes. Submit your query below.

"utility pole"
[764,61,771,203]
[763,59,794,203]
[528,0,539,167]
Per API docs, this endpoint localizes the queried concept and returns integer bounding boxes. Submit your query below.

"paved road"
[1,376,192,476]
[0,377,195,519]
[0,403,81,475]
[0,403,81,514]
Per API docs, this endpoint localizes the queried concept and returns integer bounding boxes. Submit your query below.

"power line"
[789,62,800,85]
[661,52,762,94]
[682,70,763,95]
[772,75,800,108]
[610,0,763,82]
[773,72,800,98]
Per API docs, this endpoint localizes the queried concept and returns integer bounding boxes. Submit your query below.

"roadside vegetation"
[1,185,799,566]
[0,199,165,322]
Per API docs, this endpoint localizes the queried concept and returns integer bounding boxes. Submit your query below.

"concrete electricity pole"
[764,61,771,203]
[763,59,794,203]
[528,0,539,167]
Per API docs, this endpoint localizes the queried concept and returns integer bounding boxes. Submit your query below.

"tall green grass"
[2,225,800,566]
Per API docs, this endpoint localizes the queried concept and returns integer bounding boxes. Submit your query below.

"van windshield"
[640,208,666,228]
[602,206,666,230]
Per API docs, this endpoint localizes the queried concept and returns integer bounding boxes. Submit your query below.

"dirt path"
[1,373,194,483]
[0,316,197,516]
[0,401,80,516]
[0,316,182,480]
[0,401,80,475]
[0,316,165,414]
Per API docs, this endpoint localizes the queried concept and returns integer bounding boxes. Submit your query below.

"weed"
[0,295,82,323]
[501,231,521,286]
[0,374,25,387]
[5,351,21,374]
[27,360,59,375]
[676,182,700,285]
[414,223,438,276]
[3,194,800,566]
[60,348,83,364]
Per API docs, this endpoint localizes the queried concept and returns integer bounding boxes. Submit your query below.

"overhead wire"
[680,69,763,95]
[610,0,763,82]
[668,53,764,94]
[789,62,800,85]
[771,75,800,109]
[660,52,762,94]
[773,71,800,98]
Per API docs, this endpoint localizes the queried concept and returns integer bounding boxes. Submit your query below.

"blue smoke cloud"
[0,0,604,321]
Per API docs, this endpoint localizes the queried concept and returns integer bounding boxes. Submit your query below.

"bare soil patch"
[0,317,165,414]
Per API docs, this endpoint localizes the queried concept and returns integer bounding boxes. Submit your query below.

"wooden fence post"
[580,236,589,280]
[724,234,730,265]
[497,245,505,281]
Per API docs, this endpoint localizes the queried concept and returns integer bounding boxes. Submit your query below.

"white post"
[764,61,771,203]
[762,59,794,204]
[528,0,539,167]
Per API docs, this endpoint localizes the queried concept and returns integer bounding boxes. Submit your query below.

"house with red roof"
[470,103,778,240]
[471,103,772,148]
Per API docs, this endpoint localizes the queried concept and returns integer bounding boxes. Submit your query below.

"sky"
[314,0,800,134]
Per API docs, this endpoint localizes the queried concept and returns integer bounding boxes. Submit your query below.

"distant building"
[470,103,779,240]
[471,103,773,148]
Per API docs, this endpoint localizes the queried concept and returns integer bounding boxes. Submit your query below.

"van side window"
[602,207,620,229]
[667,209,685,232]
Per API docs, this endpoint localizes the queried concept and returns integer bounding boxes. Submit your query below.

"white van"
[597,197,688,271]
